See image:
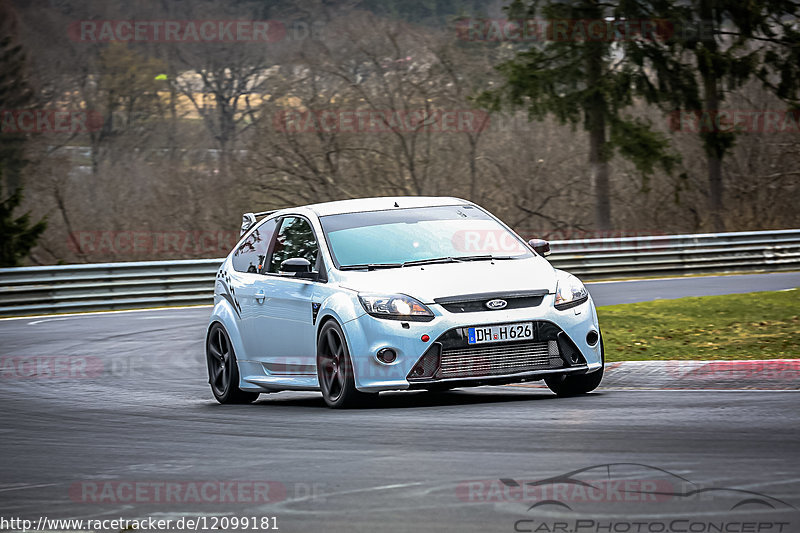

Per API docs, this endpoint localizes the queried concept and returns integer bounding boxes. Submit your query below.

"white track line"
[600,388,800,392]
[0,305,213,323]
[0,482,59,493]
[587,274,799,285]
[27,317,74,325]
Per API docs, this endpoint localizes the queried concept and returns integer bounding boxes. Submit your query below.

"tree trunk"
[699,0,725,232]
[586,42,611,231]
[588,116,611,231]
[166,57,178,165]
[702,68,725,232]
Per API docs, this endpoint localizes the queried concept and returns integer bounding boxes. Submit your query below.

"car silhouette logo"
[485,299,508,310]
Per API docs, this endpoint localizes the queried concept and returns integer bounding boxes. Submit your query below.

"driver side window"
[267,217,319,274]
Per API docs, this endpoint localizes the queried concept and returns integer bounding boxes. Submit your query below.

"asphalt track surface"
[1,272,798,532]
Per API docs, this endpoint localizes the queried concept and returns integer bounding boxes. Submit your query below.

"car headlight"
[554,273,589,310]
[358,293,434,321]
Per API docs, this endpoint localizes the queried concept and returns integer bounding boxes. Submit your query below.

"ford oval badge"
[485,299,508,310]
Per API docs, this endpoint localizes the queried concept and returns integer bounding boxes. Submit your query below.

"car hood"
[335,257,557,303]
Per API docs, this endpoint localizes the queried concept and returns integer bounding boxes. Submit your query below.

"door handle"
[255,289,266,303]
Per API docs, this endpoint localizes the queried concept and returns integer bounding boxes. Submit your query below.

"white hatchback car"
[207,197,603,408]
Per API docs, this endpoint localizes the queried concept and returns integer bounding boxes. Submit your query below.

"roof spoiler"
[241,210,277,236]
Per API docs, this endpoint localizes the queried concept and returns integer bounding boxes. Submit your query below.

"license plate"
[467,322,534,344]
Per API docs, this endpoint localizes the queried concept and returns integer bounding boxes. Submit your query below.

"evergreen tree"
[625,0,800,231]
[0,167,46,267]
[478,0,677,230]
[0,1,34,193]
[0,3,45,265]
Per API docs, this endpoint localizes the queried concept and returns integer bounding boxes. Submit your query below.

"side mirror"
[528,238,551,257]
[281,257,312,273]
[281,257,320,280]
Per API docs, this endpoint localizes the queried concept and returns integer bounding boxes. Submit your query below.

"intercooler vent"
[439,340,563,379]
[407,343,441,381]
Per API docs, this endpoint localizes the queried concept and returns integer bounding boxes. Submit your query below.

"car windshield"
[319,205,532,268]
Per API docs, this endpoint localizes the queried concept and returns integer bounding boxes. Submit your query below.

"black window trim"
[262,213,328,283]
[231,216,280,275]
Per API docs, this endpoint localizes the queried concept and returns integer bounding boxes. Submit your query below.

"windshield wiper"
[340,255,520,271]
[401,255,519,267]
[457,255,518,261]
[401,257,462,267]
[339,263,403,271]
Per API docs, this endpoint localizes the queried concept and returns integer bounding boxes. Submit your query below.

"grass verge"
[597,289,800,361]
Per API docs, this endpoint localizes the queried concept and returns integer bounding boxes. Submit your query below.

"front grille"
[435,291,547,313]
[439,340,563,379]
[438,296,544,313]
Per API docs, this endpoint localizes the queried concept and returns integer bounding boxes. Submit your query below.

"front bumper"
[406,366,593,390]
[342,293,602,392]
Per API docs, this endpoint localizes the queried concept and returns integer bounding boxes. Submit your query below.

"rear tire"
[206,323,260,404]
[545,335,604,397]
[317,321,376,409]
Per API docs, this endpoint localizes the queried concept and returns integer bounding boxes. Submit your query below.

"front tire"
[545,335,604,397]
[206,323,260,404]
[317,321,375,409]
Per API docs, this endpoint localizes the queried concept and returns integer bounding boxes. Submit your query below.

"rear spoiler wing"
[241,210,278,235]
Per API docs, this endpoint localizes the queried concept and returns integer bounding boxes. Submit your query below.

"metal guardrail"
[548,229,800,278]
[1,229,798,317]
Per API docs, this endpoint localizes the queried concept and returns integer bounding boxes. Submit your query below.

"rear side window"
[267,217,319,273]
[232,218,278,273]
